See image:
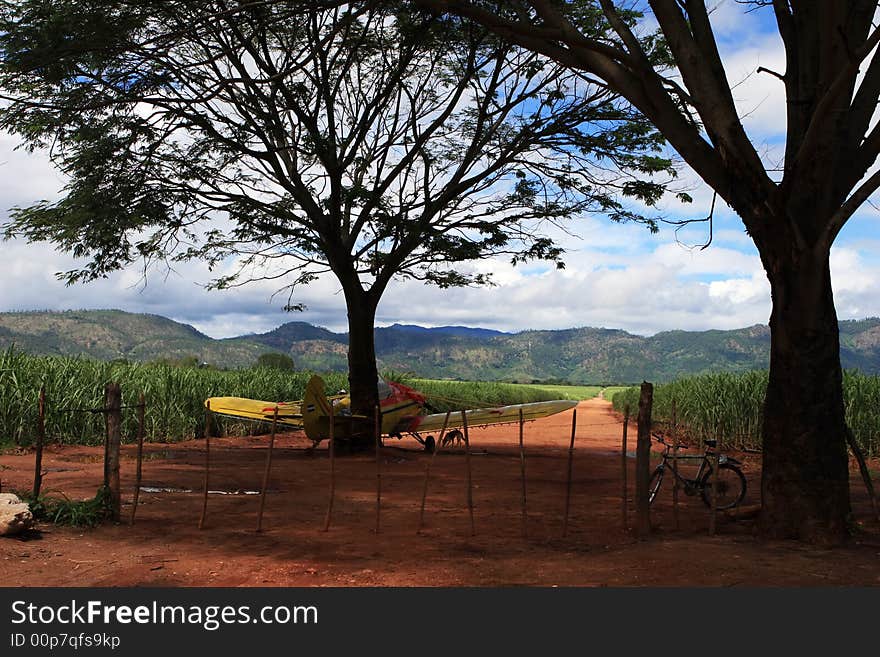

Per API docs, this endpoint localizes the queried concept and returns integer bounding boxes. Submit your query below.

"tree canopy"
[411,0,880,542]
[256,352,295,371]
[0,2,674,290]
[0,1,679,421]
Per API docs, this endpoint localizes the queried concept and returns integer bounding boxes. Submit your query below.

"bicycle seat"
[703,439,717,448]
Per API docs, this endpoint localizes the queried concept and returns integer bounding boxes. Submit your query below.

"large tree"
[411,0,880,542]
[0,1,675,439]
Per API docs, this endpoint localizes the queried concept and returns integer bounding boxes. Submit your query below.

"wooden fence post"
[562,408,577,537]
[199,400,211,530]
[417,411,451,535]
[709,429,721,536]
[635,381,653,539]
[104,383,122,522]
[461,410,475,536]
[518,408,527,538]
[32,385,46,499]
[256,407,279,533]
[621,404,629,530]
[845,428,880,528]
[375,404,382,534]
[130,392,146,525]
[671,400,679,531]
[322,402,336,532]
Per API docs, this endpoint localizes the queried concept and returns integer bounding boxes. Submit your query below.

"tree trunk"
[345,291,380,451]
[760,241,851,543]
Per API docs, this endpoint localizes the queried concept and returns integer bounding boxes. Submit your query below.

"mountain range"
[3,309,880,383]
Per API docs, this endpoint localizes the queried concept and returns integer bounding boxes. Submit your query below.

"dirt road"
[1,397,878,586]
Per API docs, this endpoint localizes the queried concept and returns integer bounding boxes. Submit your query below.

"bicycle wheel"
[648,465,665,504]
[699,463,746,509]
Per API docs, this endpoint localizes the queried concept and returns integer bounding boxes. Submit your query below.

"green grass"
[599,386,630,400]
[517,383,603,400]
[16,486,113,527]
[611,370,880,457]
[409,378,569,413]
[0,347,347,445]
[1,350,605,445]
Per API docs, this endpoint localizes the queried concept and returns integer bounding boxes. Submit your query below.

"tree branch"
[828,167,880,243]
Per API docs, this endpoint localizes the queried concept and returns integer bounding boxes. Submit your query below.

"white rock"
[0,494,34,536]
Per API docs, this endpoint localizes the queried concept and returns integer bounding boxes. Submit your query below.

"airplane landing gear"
[412,433,435,453]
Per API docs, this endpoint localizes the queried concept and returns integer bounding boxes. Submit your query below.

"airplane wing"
[405,399,578,433]
[204,376,358,439]
[206,375,578,447]
[205,396,305,428]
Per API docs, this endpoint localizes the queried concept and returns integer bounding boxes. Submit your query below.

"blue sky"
[1,1,879,338]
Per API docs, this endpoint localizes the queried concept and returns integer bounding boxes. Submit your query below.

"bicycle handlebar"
[651,432,689,449]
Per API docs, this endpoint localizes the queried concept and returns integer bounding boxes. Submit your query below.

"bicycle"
[648,432,747,510]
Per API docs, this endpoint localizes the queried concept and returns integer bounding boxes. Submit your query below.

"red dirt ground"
[1,397,879,586]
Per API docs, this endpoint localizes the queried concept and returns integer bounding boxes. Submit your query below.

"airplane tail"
[302,375,374,445]
[302,375,334,444]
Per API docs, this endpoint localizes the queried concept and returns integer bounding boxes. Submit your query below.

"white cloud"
[706,0,753,36]
[709,272,769,306]
[0,134,66,207]
[2,3,880,343]
[376,238,773,336]
[723,34,788,142]
[830,247,880,318]
[5,217,880,340]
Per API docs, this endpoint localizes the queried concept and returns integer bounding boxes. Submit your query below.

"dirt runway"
[1,397,879,586]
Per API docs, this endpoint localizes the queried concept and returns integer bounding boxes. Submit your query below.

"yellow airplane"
[206,375,578,452]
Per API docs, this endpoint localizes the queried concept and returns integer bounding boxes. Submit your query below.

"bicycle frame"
[649,433,747,509]
[653,436,731,492]
[653,434,739,492]
[657,452,707,493]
